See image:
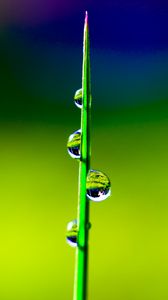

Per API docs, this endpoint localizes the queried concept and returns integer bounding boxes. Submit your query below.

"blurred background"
[0,0,168,299]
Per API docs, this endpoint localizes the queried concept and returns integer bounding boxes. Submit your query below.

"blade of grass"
[73,11,91,300]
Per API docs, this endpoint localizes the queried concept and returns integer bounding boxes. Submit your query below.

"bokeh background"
[0,1,168,299]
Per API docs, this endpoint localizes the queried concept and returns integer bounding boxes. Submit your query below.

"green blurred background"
[0,1,168,299]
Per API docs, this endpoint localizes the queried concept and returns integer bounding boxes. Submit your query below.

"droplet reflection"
[86,170,111,201]
[66,219,78,247]
[67,129,81,159]
[74,88,82,108]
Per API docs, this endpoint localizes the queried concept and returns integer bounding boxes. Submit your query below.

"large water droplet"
[66,219,78,247]
[86,170,111,201]
[67,129,81,159]
[74,88,82,108]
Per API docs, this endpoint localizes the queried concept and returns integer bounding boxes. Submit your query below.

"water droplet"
[67,129,81,159]
[74,88,82,108]
[86,170,111,201]
[66,219,78,247]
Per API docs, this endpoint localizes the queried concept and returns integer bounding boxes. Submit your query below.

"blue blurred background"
[0,1,168,299]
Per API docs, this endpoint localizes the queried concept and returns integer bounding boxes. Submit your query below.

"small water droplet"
[66,219,78,247]
[86,170,111,201]
[74,88,82,108]
[67,129,81,159]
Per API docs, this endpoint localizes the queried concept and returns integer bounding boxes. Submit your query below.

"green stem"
[73,11,91,300]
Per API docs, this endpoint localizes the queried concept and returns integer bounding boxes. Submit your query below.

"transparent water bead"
[86,170,111,201]
[66,219,78,247]
[74,88,82,108]
[67,129,81,159]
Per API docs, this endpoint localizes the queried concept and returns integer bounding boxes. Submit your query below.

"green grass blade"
[73,11,91,300]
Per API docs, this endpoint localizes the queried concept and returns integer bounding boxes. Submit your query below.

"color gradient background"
[0,1,168,299]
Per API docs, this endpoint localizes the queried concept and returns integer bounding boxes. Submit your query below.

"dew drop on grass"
[86,170,111,201]
[66,219,78,247]
[74,88,82,108]
[67,129,81,159]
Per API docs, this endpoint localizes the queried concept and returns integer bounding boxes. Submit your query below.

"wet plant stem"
[73,12,91,300]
